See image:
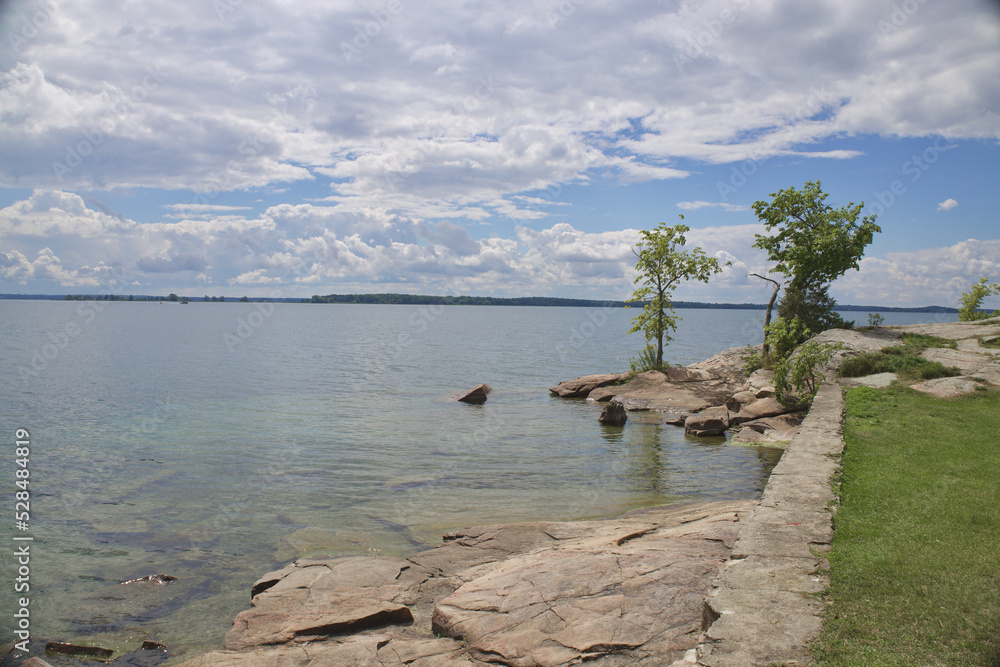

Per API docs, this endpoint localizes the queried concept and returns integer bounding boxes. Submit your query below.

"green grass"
[838,334,961,382]
[812,386,1000,666]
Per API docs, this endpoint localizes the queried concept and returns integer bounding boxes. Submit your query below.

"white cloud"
[0,0,995,220]
[677,201,750,212]
[937,198,958,212]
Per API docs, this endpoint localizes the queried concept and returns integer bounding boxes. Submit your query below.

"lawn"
[813,385,1000,666]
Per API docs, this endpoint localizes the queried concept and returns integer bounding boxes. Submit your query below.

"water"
[0,301,955,663]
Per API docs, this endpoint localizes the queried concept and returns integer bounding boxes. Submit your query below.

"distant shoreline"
[0,292,959,313]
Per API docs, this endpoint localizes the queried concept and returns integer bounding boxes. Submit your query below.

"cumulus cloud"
[0,0,996,219]
[937,198,958,212]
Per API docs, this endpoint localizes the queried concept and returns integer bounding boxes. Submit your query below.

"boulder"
[598,400,627,426]
[549,373,629,398]
[684,406,730,437]
[730,396,799,425]
[730,413,804,444]
[456,384,491,404]
[840,372,897,389]
[725,390,756,413]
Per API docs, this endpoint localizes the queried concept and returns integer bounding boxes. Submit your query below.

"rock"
[549,373,629,398]
[141,640,168,651]
[684,406,730,437]
[725,390,757,413]
[982,335,999,345]
[910,376,982,398]
[22,659,55,667]
[754,386,776,399]
[743,369,774,394]
[179,501,754,667]
[973,363,1000,385]
[662,413,690,426]
[430,502,752,666]
[839,372,897,388]
[45,642,115,660]
[730,396,799,425]
[920,348,990,374]
[456,384,491,404]
[598,400,627,426]
[121,574,178,585]
[730,413,804,444]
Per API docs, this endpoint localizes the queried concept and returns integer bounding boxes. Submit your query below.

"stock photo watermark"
[865,137,955,218]
[11,428,34,656]
[16,272,129,379]
[716,85,836,201]
[877,0,929,37]
[673,0,750,73]
[51,65,166,183]
[340,0,409,63]
[6,0,57,52]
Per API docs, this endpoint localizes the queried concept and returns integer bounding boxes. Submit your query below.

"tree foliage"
[958,277,1000,321]
[627,220,725,368]
[752,181,878,364]
[752,180,881,293]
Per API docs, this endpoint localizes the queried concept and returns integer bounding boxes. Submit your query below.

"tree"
[958,277,1000,321]
[752,181,880,359]
[627,218,725,368]
[753,180,880,294]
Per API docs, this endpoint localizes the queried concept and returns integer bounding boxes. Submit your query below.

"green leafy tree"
[958,277,1000,321]
[753,181,879,338]
[627,219,725,368]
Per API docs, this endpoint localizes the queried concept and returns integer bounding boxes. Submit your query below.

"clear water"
[0,301,955,663]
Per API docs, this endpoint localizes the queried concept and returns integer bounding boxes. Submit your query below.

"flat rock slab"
[910,376,983,398]
[181,501,755,666]
[920,348,992,374]
[840,371,897,388]
[549,373,629,398]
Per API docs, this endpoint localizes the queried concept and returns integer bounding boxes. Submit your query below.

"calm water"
[0,301,955,663]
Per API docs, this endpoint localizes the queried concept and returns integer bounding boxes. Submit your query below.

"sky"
[1,0,999,308]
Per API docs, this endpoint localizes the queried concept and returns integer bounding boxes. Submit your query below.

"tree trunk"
[751,273,781,362]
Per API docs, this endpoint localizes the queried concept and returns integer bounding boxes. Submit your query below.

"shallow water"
[0,301,954,662]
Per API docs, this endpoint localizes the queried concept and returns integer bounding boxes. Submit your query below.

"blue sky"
[1,0,998,308]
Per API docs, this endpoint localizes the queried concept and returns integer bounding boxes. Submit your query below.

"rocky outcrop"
[548,373,629,398]
[598,400,627,426]
[729,396,799,425]
[584,346,758,413]
[178,501,755,667]
[457,384,492,404]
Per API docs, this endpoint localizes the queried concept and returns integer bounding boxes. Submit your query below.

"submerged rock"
[456,384,492,404]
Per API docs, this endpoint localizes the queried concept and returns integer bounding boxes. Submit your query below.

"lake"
[0,301,956,663]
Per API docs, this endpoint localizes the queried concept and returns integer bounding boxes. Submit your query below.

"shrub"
[958,277,1000,321]
[837,345,961,382]
[629,345,663,373]
[866,312,885,327]
[743,350,763,375]
[764,316,813,367]
[774,340,841,406]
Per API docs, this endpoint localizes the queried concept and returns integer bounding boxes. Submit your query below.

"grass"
[812,386,1000,666]
[838,334,961,383]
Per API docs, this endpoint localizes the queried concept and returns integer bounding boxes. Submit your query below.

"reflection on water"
[0,301,884,663]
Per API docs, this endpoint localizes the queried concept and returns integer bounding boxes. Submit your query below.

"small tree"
[958,277,1000,321]
[753,180,880,334]
[627,218,725,368]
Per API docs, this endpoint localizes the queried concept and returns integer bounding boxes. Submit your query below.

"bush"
[764,316,813,367]
[743,350,763,375]
[958,277,1000,321]
[774,340,841,406]
[866,312,885,327]
[629,345,663,373]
